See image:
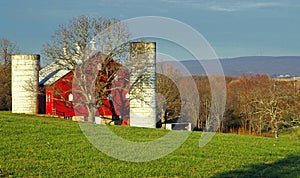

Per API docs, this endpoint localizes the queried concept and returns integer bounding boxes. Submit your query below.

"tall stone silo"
[129,42,157,128]
[11,54,40,114]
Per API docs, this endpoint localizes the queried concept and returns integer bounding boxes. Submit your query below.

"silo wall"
[11,54,40,114]
[129,42,157,128]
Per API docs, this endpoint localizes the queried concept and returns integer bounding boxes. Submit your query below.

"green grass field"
[0,112,299,177]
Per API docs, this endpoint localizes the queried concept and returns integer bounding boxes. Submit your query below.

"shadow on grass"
[212,154,300,178]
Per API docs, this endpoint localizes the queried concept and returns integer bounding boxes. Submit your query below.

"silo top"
[11,54,40,66]
[11,54,40,60]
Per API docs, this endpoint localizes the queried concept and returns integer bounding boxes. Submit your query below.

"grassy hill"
[0,112,299,177]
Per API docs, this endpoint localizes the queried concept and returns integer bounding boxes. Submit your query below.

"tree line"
[157,71,300,136]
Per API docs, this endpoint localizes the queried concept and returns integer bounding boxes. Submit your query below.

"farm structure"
[38,56,130,125]
[11,42,157,128]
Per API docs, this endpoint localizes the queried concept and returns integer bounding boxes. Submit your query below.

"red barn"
[38,54,130,125]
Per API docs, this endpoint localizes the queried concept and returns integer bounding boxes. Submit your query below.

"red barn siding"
[43,61,129,126]
[45,72,74,117]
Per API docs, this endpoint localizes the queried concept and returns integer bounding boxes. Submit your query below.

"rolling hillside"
[165,56,300,77]
[0,112,299,177]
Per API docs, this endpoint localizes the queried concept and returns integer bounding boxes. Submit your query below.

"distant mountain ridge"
[166,56,300,77]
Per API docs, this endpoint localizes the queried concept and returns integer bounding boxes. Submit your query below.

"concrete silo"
[129,42,157,128]
[11,54,40,114]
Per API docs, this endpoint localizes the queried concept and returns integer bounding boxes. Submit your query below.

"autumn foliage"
[157,72,300,136]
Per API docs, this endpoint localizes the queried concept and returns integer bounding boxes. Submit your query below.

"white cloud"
[160,0,289,12]
[207,2,286,12]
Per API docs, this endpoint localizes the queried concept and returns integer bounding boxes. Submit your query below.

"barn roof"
[39,63,70,86]
[39,52,112,86]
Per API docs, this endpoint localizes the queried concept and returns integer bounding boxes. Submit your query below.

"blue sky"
[1,0,300,61]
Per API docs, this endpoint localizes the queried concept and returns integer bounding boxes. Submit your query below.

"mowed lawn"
[0,112,299,177]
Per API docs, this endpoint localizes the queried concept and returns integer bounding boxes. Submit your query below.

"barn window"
[68,93,73,101]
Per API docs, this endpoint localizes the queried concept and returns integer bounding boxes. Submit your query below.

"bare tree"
[226,74,299,137]
[0,64,12,110]
[194,76,211,130]
[156,62,202,129]
[0,38,19,64]
[42,15,129,70]
[42,15,131,123]
[42,15,152,124]
[156,62,181,128]
[251,79,296,138]
[0,38,19,110]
